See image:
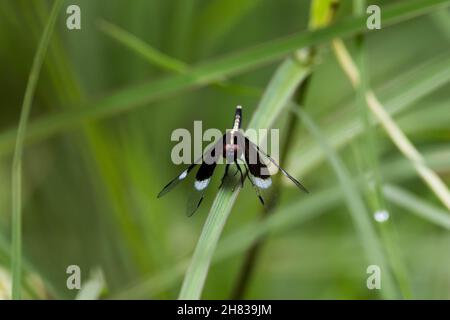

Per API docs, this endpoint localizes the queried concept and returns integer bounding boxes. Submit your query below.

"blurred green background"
[0,0,449,299]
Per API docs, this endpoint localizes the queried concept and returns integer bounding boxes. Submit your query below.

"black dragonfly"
[158,106,308,216]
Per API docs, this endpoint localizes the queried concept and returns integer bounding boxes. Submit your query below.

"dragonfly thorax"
[224,143,242,163]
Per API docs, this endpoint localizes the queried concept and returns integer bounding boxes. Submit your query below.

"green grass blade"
[350,0,411,298]
[295,108,398,299]
[0,0,448,157]
[10,0,63,300]
[97,19,188,73]
[177,178,241,300]
[352,0,386,218]
[178,56,312,299]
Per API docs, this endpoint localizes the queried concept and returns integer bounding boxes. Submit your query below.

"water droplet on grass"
[374,210,389,222]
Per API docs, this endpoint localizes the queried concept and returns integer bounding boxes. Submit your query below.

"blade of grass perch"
[333,40,450,213]
[231,0,339,299]
[0,0,448,157]
[10,0,63,300]
[178,56,312,300]
[295,108,398,299]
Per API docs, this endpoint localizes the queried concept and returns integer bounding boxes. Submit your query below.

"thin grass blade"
[10,0,63,300]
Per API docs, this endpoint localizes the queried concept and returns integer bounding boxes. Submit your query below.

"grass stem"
[11,0,63,299]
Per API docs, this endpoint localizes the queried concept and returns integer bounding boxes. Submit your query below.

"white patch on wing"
[178,170,188,180]
[254,177,272,189]
[195,179,210,191]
